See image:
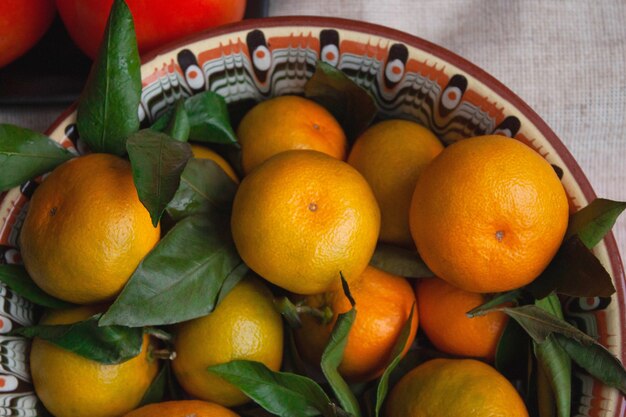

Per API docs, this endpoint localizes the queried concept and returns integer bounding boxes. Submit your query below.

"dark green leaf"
[375,306,415,417]
[340,273,356,306]
[215,262,248,307]
[138,361,168,406]
[12,314,142,364]
[320,303,361,417]
[503,300,626,394]
[0,124,74,191]
[126,129,192,226]
[76,0,141,155]
[495,318,530,380]
[185,92,238,146]
[0,264,75,309]
[534,337,568,417]
[99,214,244,327]
[166,361,187,400]
[363,345,440,417]
[566,198,626,249]
[368,243,432,279]
[209,360,335,417]
[166,158,238,221]
[527,236,615,298]
[304,61,377,141]
[237,405,277,417]
[501,304,596,345]
[282,325,310,377]
[164,100,191,142]
[533,296,571,417]
[554,334,626,394]
[150,112,170,132]
[466,289,524,318]
[536,356,556,417]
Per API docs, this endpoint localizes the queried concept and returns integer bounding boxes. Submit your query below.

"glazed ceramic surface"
[0,16,623,416]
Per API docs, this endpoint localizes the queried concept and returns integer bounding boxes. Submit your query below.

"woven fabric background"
[1,0,625,260]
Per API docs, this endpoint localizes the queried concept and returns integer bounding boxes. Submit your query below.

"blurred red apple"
[55,0,247,59]
[0,0,56,68]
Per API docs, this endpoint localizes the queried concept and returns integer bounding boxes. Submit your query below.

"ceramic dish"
[0,16,623,416]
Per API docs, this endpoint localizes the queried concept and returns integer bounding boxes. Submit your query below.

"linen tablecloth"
[1,0,625,260]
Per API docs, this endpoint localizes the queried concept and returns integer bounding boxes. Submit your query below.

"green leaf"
[527,236,615,298]
[502,299,626,395]
[375,306,415,417]
[164,100,191,142]
[237,405,277,417]
[138,361,167,406]
[495,318,530,380]
[282,325,310,377]
[566,198,626,248]
[0,264,75,309]
[534,337,568,417]
[500,304,596,345]
[368,243,432,279]
[209,360,336,417]
[12,314,142,364]
[535,294,565,321]
[165,360,187,400]
[0,124,74,191]
[533,296,571,417]
[320,293,361,417]
[126,129,192,226]
[99,214,244,327]
[185,92,238,146]
[304,61,377,141]
[536,355,556,417]
[214,262,248,306]
[554,334,626,394]
[166,158,238,221]
[76,0,141,155]
[466,289,524,318]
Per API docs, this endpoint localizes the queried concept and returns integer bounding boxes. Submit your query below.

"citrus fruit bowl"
[0,15,624,416]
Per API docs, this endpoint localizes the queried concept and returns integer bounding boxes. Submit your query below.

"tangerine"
[410,135,569,293]
[295,266,418,382]
[237,95,347,174]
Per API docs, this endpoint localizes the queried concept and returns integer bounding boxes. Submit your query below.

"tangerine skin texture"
[30,306,158,417]
[409,135,569,293]
[231,150,381,295]
[295,266,418,382]
[19,154,161,304]
[348,120,443,246]
[172,278,283,407]
[237,96,347,174]
[385,358,529,417]
[416,277,508,360]
[123,400,240,417]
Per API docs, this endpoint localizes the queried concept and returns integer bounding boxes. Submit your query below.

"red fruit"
[0,0,56,68]
[55,0,247,59]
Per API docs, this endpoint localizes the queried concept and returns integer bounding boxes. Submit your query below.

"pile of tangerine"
[21,95,567,417]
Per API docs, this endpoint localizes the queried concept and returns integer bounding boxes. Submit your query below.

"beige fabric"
[1,0,625,259]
